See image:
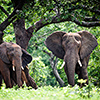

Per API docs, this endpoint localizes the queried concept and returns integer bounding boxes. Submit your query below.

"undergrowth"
[0,83,100,100]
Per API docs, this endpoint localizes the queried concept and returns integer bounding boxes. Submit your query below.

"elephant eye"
[66,40,70,44]
[63,36,67,41]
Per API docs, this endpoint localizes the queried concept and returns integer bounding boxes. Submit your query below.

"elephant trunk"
[12,58,22,87]
[64,47,79,86]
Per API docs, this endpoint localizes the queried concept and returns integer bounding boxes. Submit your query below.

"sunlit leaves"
[0,85,100,100]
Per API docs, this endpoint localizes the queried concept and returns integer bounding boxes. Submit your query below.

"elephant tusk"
[26,66,29,70]
[78,59,82,67]
[21,66,24,70]
[12,65,15,71]
[60,61,65,69]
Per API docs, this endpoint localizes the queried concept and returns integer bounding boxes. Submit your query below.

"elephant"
[0,42,32,88]
[45,31,98,87]
[0,31,37,89]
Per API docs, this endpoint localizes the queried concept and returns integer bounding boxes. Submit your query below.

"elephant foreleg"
[77,56,90,87]
[0,74,3,87]
[1,70,12,88]
[78,67,88,87]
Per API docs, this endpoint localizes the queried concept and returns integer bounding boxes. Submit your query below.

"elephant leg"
[11,78,16,86]
[77,56,90,87]
[1,70,12,88]
[0,74,3,87]
[24,67,38,89]
[78,67,88,87]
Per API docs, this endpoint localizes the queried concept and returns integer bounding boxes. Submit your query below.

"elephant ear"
[78,31,98,59]
[0,42,10,64]
[44,31,66,59]
[22,49,32,68]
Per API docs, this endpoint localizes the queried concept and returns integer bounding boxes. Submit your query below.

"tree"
[0,0,100,87]
[0,0,100,46]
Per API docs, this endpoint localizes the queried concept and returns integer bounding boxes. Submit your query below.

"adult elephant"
[0,42,32,88]
[45,31,98,87]
[0,31,37,89]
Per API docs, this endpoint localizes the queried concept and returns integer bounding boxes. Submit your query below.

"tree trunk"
[43,50,65,87]
[13,18,38,89]
[13,18,33,50]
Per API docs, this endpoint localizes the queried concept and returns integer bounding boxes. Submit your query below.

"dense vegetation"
[28,22,100,87]
[0,84,100,100]
[2,22,100,100]
[3,22,100,87]
[0,0,100,99]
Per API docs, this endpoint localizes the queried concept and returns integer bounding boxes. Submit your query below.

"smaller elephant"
[0,42,32,88]
[45,31,98,87]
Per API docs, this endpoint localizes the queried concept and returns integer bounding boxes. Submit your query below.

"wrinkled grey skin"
[0,42,22,88]
[0,31,37,89]
[0,42,32,88]
[45,31,98,87]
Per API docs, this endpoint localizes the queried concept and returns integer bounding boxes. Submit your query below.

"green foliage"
[1,21,99,87]
[3,34,15,42]
[88,36,100,86]
[0,85,100,100]
[29,56,51,86]
[0,1,100,99]
[0,0,100,87]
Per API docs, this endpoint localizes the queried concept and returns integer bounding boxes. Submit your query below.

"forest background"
[0,0,100,100]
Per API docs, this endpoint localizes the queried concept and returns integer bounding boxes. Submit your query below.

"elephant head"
[0,42,32,87]
[45,31,98,86]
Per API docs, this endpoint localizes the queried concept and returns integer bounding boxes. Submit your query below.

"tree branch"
[43,50,65,87]
[0,5,19,31]
[27,11,100,33]
[0,5,9,16]
[81,5,100,15]
[73,18,100,27]
[25,2,100,33]
[82,16,100,22]
[66,4,100,15]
